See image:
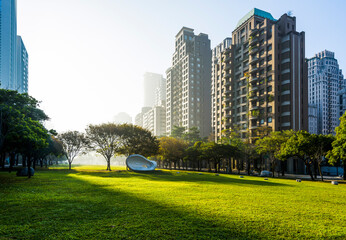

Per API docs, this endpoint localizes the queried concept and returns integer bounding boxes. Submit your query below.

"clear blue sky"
[16,0,346,132]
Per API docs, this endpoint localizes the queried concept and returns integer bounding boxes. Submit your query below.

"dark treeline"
[155,125,345,181]
[1,90,345,180]
[0,89,64,177]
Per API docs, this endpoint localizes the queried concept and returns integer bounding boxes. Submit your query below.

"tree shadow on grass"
[72,169,288,187]
[0,172,276,240]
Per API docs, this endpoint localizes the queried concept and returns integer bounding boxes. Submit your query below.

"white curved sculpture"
[126,154,157,172]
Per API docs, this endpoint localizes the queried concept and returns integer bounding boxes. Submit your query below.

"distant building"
[16,36,28,93]
[143,101,166,136]
[166,27,212,137]
[134,107,151,127]
[211,38,232,142]
[113,112,132,124]
[308,50,344,135]
[143,72,166,108]
[308,104,318,134]
[338,84,346,119]
[0,0,28,93]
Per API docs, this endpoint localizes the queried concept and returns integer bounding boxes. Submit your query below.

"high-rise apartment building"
[135,107,151,127]
[166,27,212,137]
[16,35,28,93]
[211,38,232,142]
[213,9,308,142]
[0,0,17,90]
[143,72,166,108]
[308,50,344,135]
[143,102,166,137]
[0,0,28,93]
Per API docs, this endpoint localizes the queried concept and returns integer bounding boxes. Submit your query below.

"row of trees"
[156,125,345,180]
[2,90,345,180]
[0,89,63,177]
[59,124,159,171]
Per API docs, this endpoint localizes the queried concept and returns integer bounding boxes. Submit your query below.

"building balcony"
[249,56,259,64]
[249,37,258,46]
[249,95,258,100]
[224,105,231,110]
[225,64,232,71]
[250,67,258,73]
[249,125,258,130]
[235,69,242,75]
[224,47,231,54]
[250,85,258,91]
[249,47,258,54]
[249,76,258,82]
[249,104,259,110]
[250,28,258,36]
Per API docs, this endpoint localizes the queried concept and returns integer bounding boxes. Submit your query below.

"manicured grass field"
[0,166,345,239]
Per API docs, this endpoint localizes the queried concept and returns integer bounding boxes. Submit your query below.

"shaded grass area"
[0,166,345,239]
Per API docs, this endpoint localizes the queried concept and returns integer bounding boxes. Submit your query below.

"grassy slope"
[0,166,345,240]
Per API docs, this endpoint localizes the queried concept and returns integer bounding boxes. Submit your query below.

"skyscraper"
[213,9,308,142]
[308,50,344,135]
[143,72,166,108]
[0,0,17,90]
[16,35,28,93]
[211,38,232,142]
[0,0,28,93]
[166,27,212,137]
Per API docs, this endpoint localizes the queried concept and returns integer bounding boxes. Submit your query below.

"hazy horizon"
[16,0,346,133]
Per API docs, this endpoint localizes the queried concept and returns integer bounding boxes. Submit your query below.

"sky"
[16,0,346,133]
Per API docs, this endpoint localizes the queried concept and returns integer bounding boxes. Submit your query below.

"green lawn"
[0,166,345,239]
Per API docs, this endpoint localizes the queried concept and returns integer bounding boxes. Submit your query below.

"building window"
[267,44,272,51]
[268,117,272,123]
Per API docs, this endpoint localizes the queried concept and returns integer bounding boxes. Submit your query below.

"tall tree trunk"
[318,162,324,181]
[9,152,15,173]
[33,158,36,170]
[305,159,314,181]
[343,162,346,180]
[69,161,72,170]
[23,156,27,167]
[107,158,111,171]
[27,156,32,179]
[281,160,286,176]
[0,153,5,169]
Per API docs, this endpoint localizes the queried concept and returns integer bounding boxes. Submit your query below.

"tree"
[184,141,203,171]
[118,124,159,157]
[171,126,185,139]
[327,113,346,180]
[199,142,235,173]
[183,127,201,145]
[0,89,49,171]
[256,130,293,177]
[86,123,122,171]
[219,128,245,173]
[308,134,334,181]
[58,131,88,170]
[279,131,315,180]
[158,137,188,169]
